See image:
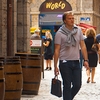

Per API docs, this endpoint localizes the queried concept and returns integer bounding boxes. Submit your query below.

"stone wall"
[0,0,7,56]
[30,0,43,27]
[67,0,100,33]
[34,0,100,33]
[66,0,77,11]
[0,0,100,56]
[0,0,18,56]
[93,0,100,33]
[17,0,31,53]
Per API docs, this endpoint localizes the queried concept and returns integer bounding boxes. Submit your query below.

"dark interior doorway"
[39,14,62,53]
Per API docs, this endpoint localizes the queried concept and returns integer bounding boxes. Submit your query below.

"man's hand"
[83,61,89,70]
[54,67,59,76]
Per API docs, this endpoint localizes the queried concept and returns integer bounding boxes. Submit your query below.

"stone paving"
[21,60,100,100]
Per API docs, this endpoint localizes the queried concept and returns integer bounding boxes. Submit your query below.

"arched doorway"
[39,0,72,53]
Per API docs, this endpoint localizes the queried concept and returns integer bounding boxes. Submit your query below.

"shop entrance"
[39,14,62,53]
[40,25,61,53]
[39,0,72,53]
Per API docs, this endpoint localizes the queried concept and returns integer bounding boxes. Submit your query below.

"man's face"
[64,15,74,27]
[36,32,40,35]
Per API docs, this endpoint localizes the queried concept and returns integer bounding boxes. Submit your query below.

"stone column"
[0,0,7,56]
[17,0,31,53]
[12,0,17,55]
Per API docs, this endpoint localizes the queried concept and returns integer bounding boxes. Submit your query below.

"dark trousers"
[59,60,82,100]
[80,50,83,69]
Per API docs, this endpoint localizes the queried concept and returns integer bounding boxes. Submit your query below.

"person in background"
[84,28,99,83]
[31,29,40,39]
[54,11,89,100]
[96,34,100,63]
[43,31,53,70]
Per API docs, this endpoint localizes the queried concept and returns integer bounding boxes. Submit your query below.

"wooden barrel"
[0,62,5,100]
[0,56,23,100]
[15,53,42,95]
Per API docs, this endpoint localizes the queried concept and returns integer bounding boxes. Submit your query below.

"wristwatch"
[84,60,89,62]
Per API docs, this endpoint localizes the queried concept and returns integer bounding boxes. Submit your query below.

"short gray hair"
[62,11,74,22]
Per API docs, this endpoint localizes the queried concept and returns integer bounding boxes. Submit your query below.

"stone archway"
[39,0,72,13]
[39,0,72,53]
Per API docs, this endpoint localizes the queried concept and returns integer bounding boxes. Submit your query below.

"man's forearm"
[54,52,59,67]
[82,48,88,60]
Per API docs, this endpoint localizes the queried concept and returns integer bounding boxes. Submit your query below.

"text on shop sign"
[46,1,66,10]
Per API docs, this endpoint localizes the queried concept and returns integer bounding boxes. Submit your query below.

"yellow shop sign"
[39,0,72,13]
[46,1,66,10]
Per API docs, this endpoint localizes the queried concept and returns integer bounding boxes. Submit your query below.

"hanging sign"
[39,0,72,13]
[30,40,42,47]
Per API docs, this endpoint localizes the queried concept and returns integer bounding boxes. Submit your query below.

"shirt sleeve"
[54,32,62,45]
[78,27,84,41]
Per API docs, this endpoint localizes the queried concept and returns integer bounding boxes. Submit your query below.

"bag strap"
[54,75,58,79]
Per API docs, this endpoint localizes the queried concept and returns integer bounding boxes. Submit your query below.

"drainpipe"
[7,0,12,56]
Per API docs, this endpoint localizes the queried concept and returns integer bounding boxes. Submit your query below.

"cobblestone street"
[21,60,100,100]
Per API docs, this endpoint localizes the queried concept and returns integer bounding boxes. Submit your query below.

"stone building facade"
[0,0,100,56]
[30,0,100,33]
[0,0,31,56]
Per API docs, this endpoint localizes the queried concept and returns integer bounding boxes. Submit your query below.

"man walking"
[54,11,89,100]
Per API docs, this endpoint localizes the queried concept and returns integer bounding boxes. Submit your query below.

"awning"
[78,23,96,30]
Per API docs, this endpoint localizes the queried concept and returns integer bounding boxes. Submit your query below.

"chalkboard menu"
[31,47,41,54]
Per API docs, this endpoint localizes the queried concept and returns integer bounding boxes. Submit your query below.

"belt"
[88,51,95,54]
[60,60,79,63]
